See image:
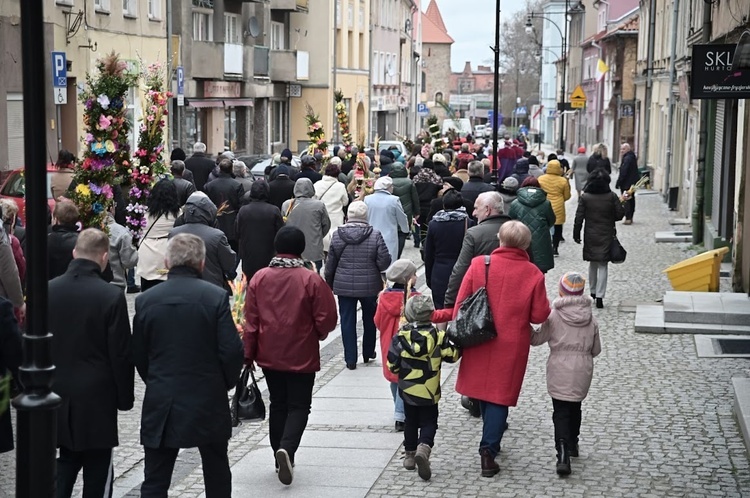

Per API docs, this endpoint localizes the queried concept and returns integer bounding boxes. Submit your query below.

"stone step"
[663,291,750,326]
[733,378,750,456]
[655,231,692,243]
[634,305,750,335]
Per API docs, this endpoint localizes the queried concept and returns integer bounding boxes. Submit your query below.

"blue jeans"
[126,268,136,288]
[389,382,405,423]
[338,295,377,365]
[479,401,509,458]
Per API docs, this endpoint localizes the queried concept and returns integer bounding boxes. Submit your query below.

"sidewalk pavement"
[3,187,750,497]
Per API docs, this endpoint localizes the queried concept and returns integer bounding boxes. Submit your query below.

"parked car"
[0,166,57,224]
[474,124,487,139]
[377,140,408,157]
[249,155,301,181]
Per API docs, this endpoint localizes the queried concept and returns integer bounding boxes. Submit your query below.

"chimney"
[463,61,472,74]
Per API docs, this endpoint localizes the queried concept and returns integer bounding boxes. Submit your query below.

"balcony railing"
[270,0,308,11]
[224,44,243,75]
[254,46,270,77]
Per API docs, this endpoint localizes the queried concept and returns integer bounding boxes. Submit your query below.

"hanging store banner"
[691,44,750,99]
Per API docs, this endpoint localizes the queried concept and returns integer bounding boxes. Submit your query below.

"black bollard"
[13,0,62,496]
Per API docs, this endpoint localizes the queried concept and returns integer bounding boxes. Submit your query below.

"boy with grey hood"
[282,178,331,271]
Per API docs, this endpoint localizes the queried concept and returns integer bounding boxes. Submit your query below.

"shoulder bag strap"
[484,254,491,285]
[285,199,296,218]
[136,213,163,250]
[317,181,337,201]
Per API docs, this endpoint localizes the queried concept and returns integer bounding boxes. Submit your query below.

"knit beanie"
[386,259,417,284]
[347,201,368,223]
[404,294,434,324]
[274,226,306,256]
[559,272,586,296]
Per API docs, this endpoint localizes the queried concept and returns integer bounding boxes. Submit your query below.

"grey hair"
[595,143,609,159]
[166,233,206,271]
[170,160,185,175]
[193,142,207,153]
[0,198,18,223]
[498,220,532,250]
[620,143,631,151]
[232,160,247,177]
[329,156,342,167]
[468,160,484,177]
[478,191,504,215]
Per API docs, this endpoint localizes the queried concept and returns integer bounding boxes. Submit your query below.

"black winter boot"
[556,439,571,476]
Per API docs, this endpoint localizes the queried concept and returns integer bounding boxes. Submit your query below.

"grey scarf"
[269,257,310,269]
[432,208,468,223]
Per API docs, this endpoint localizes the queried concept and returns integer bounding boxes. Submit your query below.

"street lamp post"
[15,0,62,496]
[491,0,502,173]
[526,1,570,151]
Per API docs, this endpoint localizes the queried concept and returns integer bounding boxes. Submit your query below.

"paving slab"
[258,430,404,450]
[634,305,665,333]
[733,378,750,457]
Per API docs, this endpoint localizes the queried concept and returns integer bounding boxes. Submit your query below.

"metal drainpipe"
[643,0,657,170]
[692,3,712,244]
[332,0,338,144]
[663,0,680,198]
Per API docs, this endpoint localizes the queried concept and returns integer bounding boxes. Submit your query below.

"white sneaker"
[275,449,293,485]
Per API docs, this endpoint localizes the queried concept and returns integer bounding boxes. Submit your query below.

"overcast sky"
[435,0,528,72]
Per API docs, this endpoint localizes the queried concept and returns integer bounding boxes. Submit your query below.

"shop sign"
[204,81,241,99]
[691,44,750,99]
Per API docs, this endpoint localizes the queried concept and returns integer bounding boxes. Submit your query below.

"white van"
[441,118,473,138]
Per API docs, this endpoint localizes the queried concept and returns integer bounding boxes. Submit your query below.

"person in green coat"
[508,177,556,274]
[390,163,420,257]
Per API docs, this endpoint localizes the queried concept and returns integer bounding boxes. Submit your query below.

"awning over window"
[186,98,254,108]
[186,98,225,108]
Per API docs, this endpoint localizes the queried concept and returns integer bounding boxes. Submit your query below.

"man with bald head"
[49,228,134,497]
[443,191,511,309]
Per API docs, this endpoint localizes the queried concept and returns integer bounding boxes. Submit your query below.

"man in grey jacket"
[106,212,138,291]
[282,178,331,272]
[444,191,511,308]
[0,223,23,319]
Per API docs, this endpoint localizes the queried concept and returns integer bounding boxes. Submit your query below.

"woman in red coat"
[453,220,551,477]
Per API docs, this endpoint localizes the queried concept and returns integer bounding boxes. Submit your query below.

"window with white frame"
[94,0,110,12]
[123,0,137,17]
[148,0,161,19]
[270,100,287,146]
[193,10,213,41]
[359,5,364,29]
[336,0,341,25]
[348,2,354,27]
[271,22,286,50]
[225,13,240,44]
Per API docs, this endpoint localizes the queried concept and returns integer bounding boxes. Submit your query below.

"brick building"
[420,0,452,120]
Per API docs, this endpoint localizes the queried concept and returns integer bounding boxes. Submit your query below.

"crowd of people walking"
[0,135,642,495]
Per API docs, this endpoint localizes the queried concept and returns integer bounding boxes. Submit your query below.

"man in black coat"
[204,159,244,253]
[49,229,134,497]
[268,164,296,211]
[616,143,640,224]
[170,160,197,206]
[48,200,80,280]
[133,233,243,497]
[185,141,216,191]
[236,181,284,281]
[294,155,323,184]
[460,160,495,207]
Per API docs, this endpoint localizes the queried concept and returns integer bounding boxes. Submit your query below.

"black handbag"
[231,367,265,427]
[446,255,497,348]
[610,236,627,264]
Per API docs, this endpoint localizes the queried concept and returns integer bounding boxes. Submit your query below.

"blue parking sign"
[417,103,429,116]
[176,66,184,96]
[52,52,67,88]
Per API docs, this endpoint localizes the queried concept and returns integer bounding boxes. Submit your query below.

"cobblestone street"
[2,187,750,497]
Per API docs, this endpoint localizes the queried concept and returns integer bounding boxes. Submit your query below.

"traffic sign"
[176,66,184,95]
[53,87,67,105]
[570,85,586,109]
[417,103,429,116]
[52,51,67,88]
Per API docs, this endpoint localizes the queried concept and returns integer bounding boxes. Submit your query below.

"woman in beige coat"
[531,272,601,476]
[136,179,181,291]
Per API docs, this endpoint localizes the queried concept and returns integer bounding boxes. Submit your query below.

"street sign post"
[51,51,67,105]
[570,85,586,109]
[176,66,185,107]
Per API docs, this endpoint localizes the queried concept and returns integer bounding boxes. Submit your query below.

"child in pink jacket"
[531,271,601,476]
